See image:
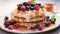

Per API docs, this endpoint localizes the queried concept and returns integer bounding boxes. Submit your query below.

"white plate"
[0,0,60,33]
[0,12,60,33]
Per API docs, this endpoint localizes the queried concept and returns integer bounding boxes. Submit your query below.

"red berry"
[13,23,19,29]
[28,1,32,5]
[34,5,40,10]
[47,21,51,25]
[7,20,13,24]
[21,6,26,11]
[38,26,43,30]
[8,25,13,30]
[17,4,21,6]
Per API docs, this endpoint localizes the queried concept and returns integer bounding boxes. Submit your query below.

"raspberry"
[8,25,13,30]
[17,4,22,6]
[13,23,19,29]
[38,26,43,30]
[34,5,40,10]
[21,6,26,11]
[7,20,13,24]
[28,1,32,5]
[47,21,51,25]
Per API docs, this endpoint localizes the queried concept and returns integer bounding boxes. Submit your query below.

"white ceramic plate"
[0,12,60,33]
[0,0,60,33]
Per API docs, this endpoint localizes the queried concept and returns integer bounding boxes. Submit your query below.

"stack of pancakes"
[11,8,46,27]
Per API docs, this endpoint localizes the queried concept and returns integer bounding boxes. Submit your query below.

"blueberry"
[26,6,30,10]
[4,22,9,28]
[36,3,41,6]
[23,2,29,6]
[35,24,40,28]
[30,6,34,10]
[11,20,16,25]
[54,19,56,22]
[46,19,51,21]
[30,26,35,29]
[45,23,49,26]
[31,4,35,7]
[46,16,50,21]
[46,16,49,19]
[18,6,21,10]
[5,16,9,20]
[51,20,55,24]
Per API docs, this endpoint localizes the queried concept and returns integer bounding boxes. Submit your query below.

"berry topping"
[46,16,49,19]
[31,4,35,7]
[28,1,32,5]
[38,26,43,30]
[34,5,40,10]
[47,21,51,25]
[7,20,13,24]
[23,2,29,6]
[4,22,9,28]
[8,25,13,30]
[35,24,40,28]
[17,4,22,7]
[45,22,49,26]
[36,3,41,6]
[18,6,21,10]
[51,20,55,24]
[46,16,51,21]
[30,26,35,29]
[26,6,30,10]
[13,23,19,29]
[11,20,16,25]
[21,6,26,11]
[30,6,34,10]
[46,19,51,21]
[54,18,56,22]
[5,16,9,20]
